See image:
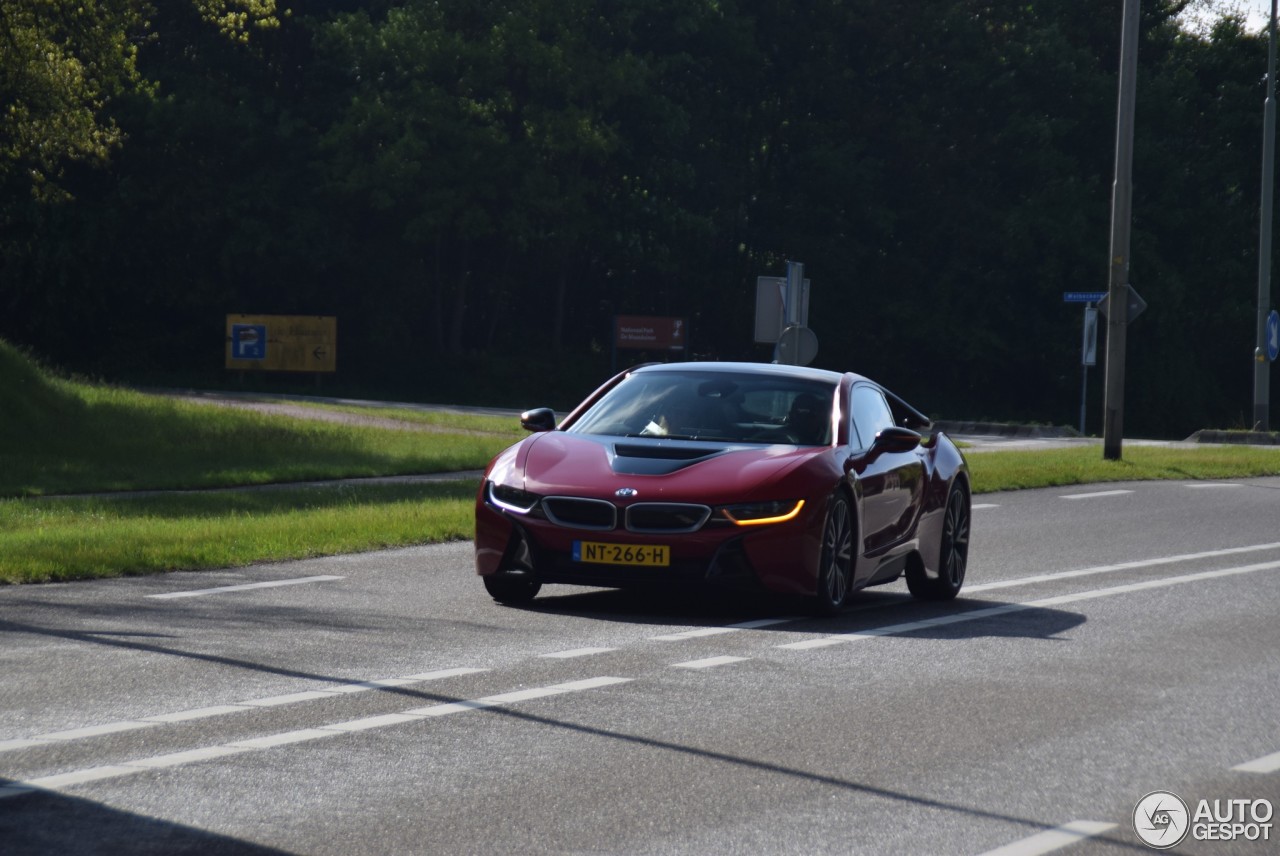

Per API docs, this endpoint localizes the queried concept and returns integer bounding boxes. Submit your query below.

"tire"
[483,572,541,604]
[811,492,854,615]
[907,482,970,601]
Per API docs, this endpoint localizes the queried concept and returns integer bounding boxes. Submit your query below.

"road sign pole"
[1103,0,1140,460]
[1081,305,1098,434]
[1255,0,1277,432]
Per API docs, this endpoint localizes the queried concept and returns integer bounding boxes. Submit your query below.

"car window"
[849,385,895,449]
[568,370,834,445]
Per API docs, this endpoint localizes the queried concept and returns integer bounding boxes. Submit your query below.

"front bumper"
[475,484,822,596]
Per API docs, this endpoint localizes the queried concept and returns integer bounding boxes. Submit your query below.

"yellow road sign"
[226,315,336,372]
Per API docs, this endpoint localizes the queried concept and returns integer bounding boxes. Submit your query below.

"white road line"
[965,541,1280,594]
[973,503,1000,510]
[146,575,345,599]
[0,676,632,799]
[652,628,738,641]
[652,617,793,641]
[1232,749,1280,773]
[671,656,751,669]
[1060,489,1134,500]
[1185,483,1243,489]
[778,560,1280,650]
[540,647,616,658]
[0,666,487,754]
[975,821,1117,856]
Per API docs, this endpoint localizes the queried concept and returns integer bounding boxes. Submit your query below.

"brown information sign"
[614,315,687,351]
[225,315,337,373]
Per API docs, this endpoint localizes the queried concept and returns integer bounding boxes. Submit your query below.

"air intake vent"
[625,503,712,533]
[542,497,617,531]
[614,444,715,461]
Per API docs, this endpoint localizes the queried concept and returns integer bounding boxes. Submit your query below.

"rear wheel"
[907,482,970,601]
[811,493,854,615]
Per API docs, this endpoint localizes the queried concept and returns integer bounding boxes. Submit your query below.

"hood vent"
[613,444,715,461]
[610,442,731,476]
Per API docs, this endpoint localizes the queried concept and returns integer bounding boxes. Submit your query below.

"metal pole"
[1081,361,1088,435]
[1255,0,1277,432]
[1102,0,1141,460]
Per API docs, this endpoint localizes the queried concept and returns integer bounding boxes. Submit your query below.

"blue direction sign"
[231,324,267,360]
[1268,310,1279,362]
[1064,291,1107,303]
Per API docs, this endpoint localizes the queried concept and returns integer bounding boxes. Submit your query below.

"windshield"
[568,370,836,445]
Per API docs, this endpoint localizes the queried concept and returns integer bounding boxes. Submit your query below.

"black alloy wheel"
[907,482,970,601]
[812,492,854,615]
[483,572,542,604]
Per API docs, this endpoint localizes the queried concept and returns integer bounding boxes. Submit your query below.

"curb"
[1184,429,1280,446]
[933,420,1079,439]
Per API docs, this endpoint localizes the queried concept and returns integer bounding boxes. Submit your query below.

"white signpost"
[1065,292,1107,434]
[755,261,817,366]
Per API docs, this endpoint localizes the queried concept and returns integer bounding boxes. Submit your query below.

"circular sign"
[1132,790,1190,850]
[776,325,819,366]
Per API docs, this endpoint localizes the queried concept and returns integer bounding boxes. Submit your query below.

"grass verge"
[0,482,478,584]
[0,381,520,497]
[967,444,1280,493]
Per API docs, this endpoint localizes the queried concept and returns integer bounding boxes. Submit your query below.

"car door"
[848,384,925,557]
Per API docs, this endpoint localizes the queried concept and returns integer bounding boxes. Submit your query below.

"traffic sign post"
[1064,293,1104,434]
[1267,310,1279,363]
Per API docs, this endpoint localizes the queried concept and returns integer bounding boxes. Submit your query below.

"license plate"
[573,541,670,567]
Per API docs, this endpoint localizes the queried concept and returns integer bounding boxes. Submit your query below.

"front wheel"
[810,492,854,615]
[907,482,970,601]
[483,572,541,605]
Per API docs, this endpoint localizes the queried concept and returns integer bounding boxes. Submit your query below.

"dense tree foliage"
[1,0,1276,436]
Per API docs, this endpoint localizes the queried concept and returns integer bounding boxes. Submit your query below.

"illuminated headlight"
[488,481,540,513]
[717,499,805,526]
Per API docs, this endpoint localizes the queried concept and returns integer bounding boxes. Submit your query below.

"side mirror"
[871,426,922,454]
[520,407,557,433]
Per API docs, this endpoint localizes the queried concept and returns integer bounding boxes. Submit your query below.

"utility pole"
[1103,0,1141,461]
[1255,0,1276,433]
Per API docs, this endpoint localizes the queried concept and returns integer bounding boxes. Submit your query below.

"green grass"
[0,482,478,584]
[967,444,1280,493]
[0,341,520,497]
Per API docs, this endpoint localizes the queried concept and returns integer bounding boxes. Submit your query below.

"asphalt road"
[3,476,1280,855]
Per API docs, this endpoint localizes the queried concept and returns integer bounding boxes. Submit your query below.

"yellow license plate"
[573,541,670,567]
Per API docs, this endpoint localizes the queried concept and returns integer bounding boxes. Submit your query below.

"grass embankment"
[967,444,1280,493]
[3,339,1280,585]
[0,340,520,583]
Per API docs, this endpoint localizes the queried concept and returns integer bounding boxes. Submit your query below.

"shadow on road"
[500,585,1088,641]
[0,784,294,856]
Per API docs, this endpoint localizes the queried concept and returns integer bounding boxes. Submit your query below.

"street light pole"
[1103,0,1141,460]
[1255,0,1277,432]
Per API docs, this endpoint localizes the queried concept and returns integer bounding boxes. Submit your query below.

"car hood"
[492,432,829,504]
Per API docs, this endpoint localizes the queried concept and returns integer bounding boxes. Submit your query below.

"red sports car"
[474,362,970,613]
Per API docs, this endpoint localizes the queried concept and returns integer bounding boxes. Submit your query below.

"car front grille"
[541,497,617,531]
[538,497,712,534]
[624,503,712,534]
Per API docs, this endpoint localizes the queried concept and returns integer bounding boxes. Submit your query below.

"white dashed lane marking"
[0,676,633,800]
[146,575,345,599]
[974,821,1118,856]
[671,656,751,670]
[0,667,487,754]
[540,647,617,659]
[1233,749,1280,774]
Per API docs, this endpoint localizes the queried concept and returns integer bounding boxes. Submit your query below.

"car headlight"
[717,499,805,526]
[488,481,540,513]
